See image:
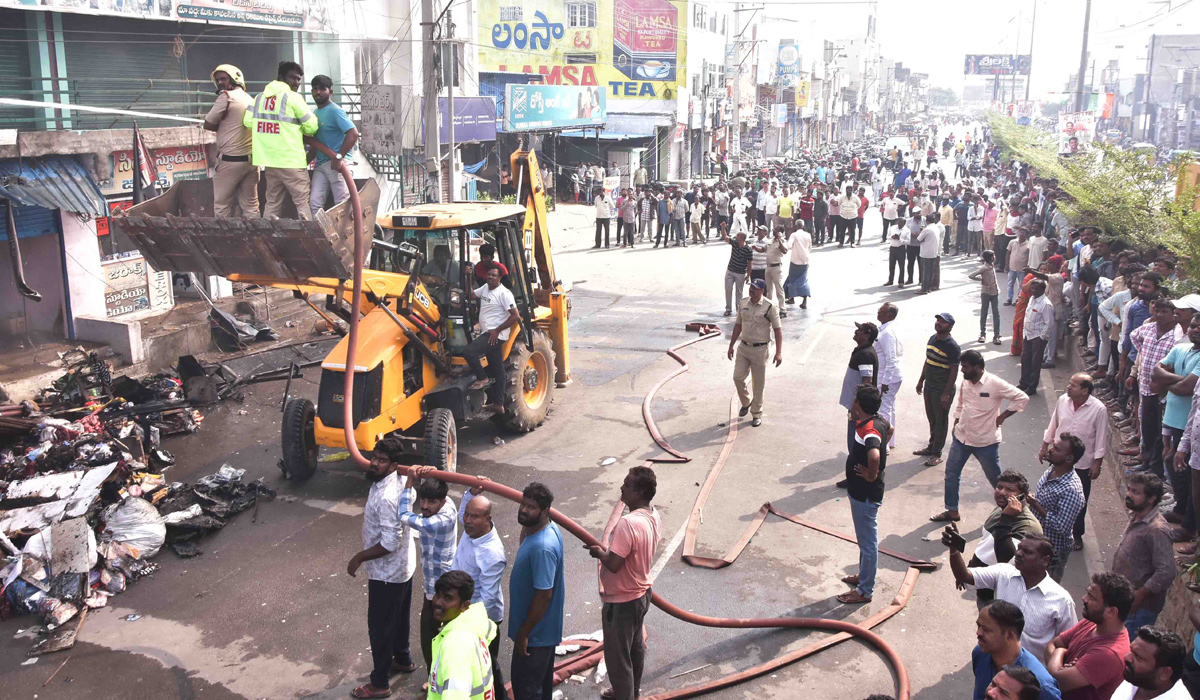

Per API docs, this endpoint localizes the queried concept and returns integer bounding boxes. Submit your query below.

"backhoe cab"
[112,149,569,481]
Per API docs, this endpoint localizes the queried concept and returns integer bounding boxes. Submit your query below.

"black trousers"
[881,215,891,240]
[464,334,505,404]
[1184,653,1200,699]
[367,578,414,689]
[923,380,954,453]
[813,216,826,244]
[1019,337,1047,392]
[655,218,670,246]
[1073,467,1092,540]
[489,632,509,700]
[1166,428,1195,529]
[905,245,920,284]
[995,235,1011,272]
[420,596,436,672]
[1141,395,1165,477]
[887,246,905,284]
[510,644,556,700]
[595,218,611,247]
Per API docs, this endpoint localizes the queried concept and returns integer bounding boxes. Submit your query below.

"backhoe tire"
[281,398,319,481]
[423,407,457,472]
[495,329,555,433]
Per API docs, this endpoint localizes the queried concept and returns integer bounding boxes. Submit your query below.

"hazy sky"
[746,0,1200,101]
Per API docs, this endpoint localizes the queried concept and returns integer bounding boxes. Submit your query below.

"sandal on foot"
[351,684,392,699]
[841,574,860,586]
[913,447,935,457]
[929,510,961,522]
[469,379,491,391]
[836,591,872,604]
[390,660,417,675]
[924,455,944,467]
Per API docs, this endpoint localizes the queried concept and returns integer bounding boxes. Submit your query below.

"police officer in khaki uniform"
[728,278,783,427]
[764,229,789,314]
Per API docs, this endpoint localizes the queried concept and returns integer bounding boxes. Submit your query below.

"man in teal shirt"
[308,74,358,217]
[1154,310,1200,541]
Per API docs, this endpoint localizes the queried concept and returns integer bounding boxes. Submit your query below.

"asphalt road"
[2,142,1132,699]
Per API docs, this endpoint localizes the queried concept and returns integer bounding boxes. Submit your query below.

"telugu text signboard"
[359,85,404,158]
[0,0,331,32]
[504,84,606,131]
[479,0,686,104]
[101,253,173,319]
[963,54,1031,76]
[98,146,207,198]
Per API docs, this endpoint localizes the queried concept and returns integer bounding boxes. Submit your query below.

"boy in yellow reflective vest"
[243,61,319,220]
[427,570,497,700]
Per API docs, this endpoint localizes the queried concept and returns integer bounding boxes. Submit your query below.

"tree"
[927,87,958,107]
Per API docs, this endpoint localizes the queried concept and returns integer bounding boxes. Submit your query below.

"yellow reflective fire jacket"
[242,80,317,169]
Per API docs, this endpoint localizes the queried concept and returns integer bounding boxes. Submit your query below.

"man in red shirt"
[1046,571,1135,699]
[472,243,509,285]
[797,188,815,235]
[586,467,662,700]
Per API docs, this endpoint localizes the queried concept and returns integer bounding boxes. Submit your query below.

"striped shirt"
[727,240,752,274]
[749,239,769,270]
[1033,468,1086,558]
[398,489,458,600]
[1130,321,1184,396]
[969,563,1078,663]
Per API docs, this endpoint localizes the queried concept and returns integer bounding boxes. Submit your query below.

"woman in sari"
[1010,271,1035,356]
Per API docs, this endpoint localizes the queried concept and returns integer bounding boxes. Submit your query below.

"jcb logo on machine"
[332,393,344,403]
[413,288,432,310]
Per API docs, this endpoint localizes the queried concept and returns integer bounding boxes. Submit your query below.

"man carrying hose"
[586,467,662,700]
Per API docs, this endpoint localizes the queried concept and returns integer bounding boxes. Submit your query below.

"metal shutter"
[0,9,34,129]
[1,202,62,242]
[61,14,184,129]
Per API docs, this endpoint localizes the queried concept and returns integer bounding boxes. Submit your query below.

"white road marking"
[303,499,364,517]
[650,515,691,581]
[797,324,828,365]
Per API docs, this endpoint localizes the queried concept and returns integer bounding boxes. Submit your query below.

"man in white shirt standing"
[347,437,418,698]
[464,267,520,410]
[1020,279,1055,396]
[784,224,812,309]
[594,189,613,249]
[968,198,985,256]
[454,483,509,700]
[874,303,903,448]
[916,212,942,295]
[1027,230,1049,272]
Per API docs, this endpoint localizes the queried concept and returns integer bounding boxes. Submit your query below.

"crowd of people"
[797,123,1200,700]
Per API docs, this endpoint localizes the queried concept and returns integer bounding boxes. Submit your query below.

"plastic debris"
[101,498,167,559]
[121,614,142,622]
[319,451,351,463]
[492,437,505,445]
[600,457,616,466]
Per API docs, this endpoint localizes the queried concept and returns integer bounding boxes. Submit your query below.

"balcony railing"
[0,77,365,131]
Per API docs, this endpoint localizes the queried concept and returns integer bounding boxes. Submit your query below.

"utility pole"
[700,59,708,177]
[1024,0,1037,103]
[421,0,442,202]
[731,2,743,173]
[444,11,457,202]
[1073,0,1093,112]
[1011,13,1021,105]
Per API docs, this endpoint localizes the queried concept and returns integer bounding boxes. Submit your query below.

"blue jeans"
[1006,269,1022,303]
[1125,608,1160,640]
[849,497,880,598]
[944,437,1003,512]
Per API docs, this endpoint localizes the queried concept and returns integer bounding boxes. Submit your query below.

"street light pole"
[1073,0,1093,112]
[1024,0,1037,102]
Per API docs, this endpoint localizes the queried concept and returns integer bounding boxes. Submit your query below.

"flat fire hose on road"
[332,164,921,699]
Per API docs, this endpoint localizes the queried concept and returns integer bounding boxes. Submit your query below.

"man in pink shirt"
[586,467,663,700]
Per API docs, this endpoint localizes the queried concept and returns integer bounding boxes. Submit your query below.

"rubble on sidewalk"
[0,351,275,656]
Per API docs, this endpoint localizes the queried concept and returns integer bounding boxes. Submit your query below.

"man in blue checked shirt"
[398,467,458,676]
[1029,434,1087,583]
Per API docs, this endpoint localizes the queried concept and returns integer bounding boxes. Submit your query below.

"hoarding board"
[1058,111,1097,154]
[0,0,331,32]
[504,84,606,131]
[479,0,686,103]
[963,54,1031,76]
[777,43,800,89]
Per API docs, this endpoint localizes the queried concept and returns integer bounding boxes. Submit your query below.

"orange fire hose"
[332,167,918,699]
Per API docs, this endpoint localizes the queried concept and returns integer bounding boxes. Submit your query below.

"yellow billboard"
[478,0,687,103]
[795,79,810,108]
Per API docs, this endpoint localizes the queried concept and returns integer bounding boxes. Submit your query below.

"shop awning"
[0,155,106,216]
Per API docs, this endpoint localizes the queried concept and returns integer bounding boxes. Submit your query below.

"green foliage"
[988,112,1200,277]
[927,87,958,107]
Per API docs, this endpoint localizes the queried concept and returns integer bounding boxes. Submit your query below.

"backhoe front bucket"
[109,178,380,281]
